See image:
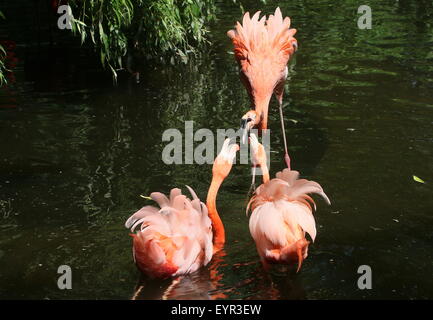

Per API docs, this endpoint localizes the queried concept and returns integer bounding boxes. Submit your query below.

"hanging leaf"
[66,0,217,81]
[413,175,425,184]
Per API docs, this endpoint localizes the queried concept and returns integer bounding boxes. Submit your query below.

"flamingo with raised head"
[247,134,330,272]
[125,139,239,278]
[227,7,298,169]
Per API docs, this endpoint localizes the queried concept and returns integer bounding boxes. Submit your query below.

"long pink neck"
[254,93,272,130]
[261,164,270,184]
[206,175,225,253]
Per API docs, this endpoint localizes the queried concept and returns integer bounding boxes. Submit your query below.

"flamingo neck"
[206,174,225,252]
[261,164,270,184]
[253,93,272,130]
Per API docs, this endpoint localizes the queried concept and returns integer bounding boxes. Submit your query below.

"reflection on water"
[0,0,433,299]
[131,251,228,300]
[130,251,307,300]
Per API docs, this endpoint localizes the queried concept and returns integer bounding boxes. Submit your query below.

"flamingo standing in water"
[125,139,239,278]
[247,134,330,271]
[227,7,298,169]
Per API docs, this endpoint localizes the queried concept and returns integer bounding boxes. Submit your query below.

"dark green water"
[1,0,432,299]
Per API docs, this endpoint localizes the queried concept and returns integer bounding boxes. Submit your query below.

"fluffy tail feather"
[295,239,309,272]
[227,7,297,69]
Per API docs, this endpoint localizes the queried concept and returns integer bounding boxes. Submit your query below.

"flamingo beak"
[240,120,249,144]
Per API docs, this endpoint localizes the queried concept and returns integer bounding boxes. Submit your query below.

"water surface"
[0,0,432,299]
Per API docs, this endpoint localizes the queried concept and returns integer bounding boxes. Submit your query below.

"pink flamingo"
[247,134,330,271]
[125,139,239,278]
[227,7,298,169]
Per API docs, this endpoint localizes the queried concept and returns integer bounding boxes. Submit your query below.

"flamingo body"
[249,169,330,270]
[125,139,239,279]
[126,188,213,278]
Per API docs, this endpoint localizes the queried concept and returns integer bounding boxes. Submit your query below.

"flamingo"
[227,7,298,169]
[247,134,330,272]
[125,139,239,279]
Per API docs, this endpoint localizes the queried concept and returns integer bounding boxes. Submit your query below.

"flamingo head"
[213,138,239,179]
[240,110,259,144]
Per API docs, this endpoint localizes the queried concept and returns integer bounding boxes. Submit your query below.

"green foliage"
[70,0,216,80]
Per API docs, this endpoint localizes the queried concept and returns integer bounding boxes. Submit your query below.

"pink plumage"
[125,187,213,279]
[248,168,330,272]
[227,7,298,106]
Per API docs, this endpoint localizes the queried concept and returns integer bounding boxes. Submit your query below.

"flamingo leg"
[251,166,256,191]
[278,101,291,170]
[246,166,256,201]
